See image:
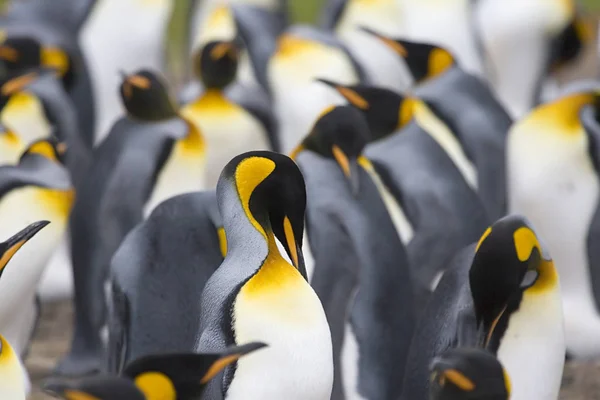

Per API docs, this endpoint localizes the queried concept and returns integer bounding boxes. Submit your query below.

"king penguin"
[0,138,73,358]
[318,0,411,92]
[429,347,511,400]
[402,215,564,400]
[196,151,333,399]
[316,79,489,300]
[0,0,96,148]
[292,105,415,400]
[181,40,278,187]
[0,124,25,165]
[475,0,590,118]
[507,91,600,359]
[334,33,513,220]
[57,70,206,377]
[267,26,366,153]
[0,220,51,400]
[108,191,224,373]
[79,0,174,143]
[46,343,267,400]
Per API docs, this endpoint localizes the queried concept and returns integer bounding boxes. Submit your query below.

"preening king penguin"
[58,70,205,377]
[0,138,73,357]
[196,151,333,399]
[108,191,225,373]
[319,0,411,92]
[267,26,365,153]
[347,33,513,220]
[0,0,96,148]
[293,105,415,400]
[507,91,600,359]
[80,0,174,143]
[402,215,564,400]
[0,220,50,400]
[316,79,489,303]
[475,0,590,118]
[429,348,511,400]
[181,40,278,187]
[46,342,267,400]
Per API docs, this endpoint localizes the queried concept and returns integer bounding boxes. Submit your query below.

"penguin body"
[196,151,333,400]
[402,215,564,400]
[0,140,72,356]
[267,26,365,152]
[294,106,415,400]
[0,125,25,165]
[0,1,96,148]
[181,40,277,187]
[108,191,224,373]
[507,92,600,359]
[58,71,206,377]
[80,0,174,142]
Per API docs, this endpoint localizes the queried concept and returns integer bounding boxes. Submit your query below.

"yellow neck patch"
[134,372,176,400]
[524,92,595,135]
[428,48,454,79]
[28,141,57,161]
[41,47,69,77]
[398,98,417,129]
[513,227,558,294]
[275,34,320,59]
[64,390,101,400]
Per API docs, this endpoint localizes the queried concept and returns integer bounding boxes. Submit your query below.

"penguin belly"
[143,133,207,216]
[0,133,25,165]
[81,0,173,142]
[412,102,478,190]
[496,288,565,400]
[182,94,269,188]
[340,289,366,400]
[37,237,73,301]
[0,187,70,349]
[1,92,52,145]
[509,134,600,358]
[0,336,26,400]
[226,260,333,399]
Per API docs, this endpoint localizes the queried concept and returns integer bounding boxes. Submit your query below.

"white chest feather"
[143,139,207,217]
[227,261,333,400]
[497,289,565,400]
[0,337,26,400]
[1,92,52,145]
[81,0,173,141]
[413,102,478,189]
[340,290,367,400]
[508,128,600,358]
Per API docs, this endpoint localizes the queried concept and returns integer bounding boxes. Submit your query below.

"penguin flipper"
[106,280,130,375]
[318,0,348,31]
[2,0,96,33]
[225,83,280,152]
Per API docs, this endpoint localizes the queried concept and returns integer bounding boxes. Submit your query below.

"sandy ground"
[20,299,600,400]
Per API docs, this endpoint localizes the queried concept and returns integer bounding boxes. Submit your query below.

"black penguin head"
[429,348,511,400]
[316,78,413,140]
[469,215,558,352]
[359,27,456,83]
[294,105,370,194]
[119,70,178,121]
[20,136,67,165]
[122,342,266,399]
[0,220,49,279]
[0,36,73,88]
[220,151,308,277]
[44,376,146,400]
[548,15,591,73]
[193,40,239,89]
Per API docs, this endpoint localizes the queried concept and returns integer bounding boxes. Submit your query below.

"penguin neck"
[196,89,230,107]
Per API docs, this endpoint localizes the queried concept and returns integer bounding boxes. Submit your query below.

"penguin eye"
[520,270,539,289]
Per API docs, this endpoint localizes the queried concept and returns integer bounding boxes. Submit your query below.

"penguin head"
[548,15,593,73]
[20,136,67,165]
[122,342,266,399]
[429,348,511,400]
[0,36,72,88]
[0,220,49,279]
[194,40,239,90]
[119,70,178,121]
[44,376,146,400]
[219,151,307,276]
[293,105,370,194]
[359,27,456,83]
[469,215,559,352]
[316,78,413,140]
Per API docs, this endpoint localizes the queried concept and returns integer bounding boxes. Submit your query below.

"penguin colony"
[0,0,594,399]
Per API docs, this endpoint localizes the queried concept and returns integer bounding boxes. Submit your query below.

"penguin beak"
[210,41,238,61]
[332,145,360,195]
[315,78,370,110]
[201,342,267,385]
[0,220,50,277]
[0,45,18,62]
[282,215,307,279]
[357,26,407,57]
[429,359,476,392]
